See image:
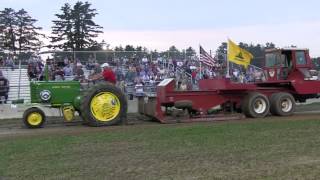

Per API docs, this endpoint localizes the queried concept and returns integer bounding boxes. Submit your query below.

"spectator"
[180,78,188,91]
[125,66,137,83]
[142,56,148,64]
[69,59,75,74]
[172,59,177,71]
[36,58,44,79]
[142,73,150,82]
[177,61,183,67]
[87,55,95,70]
[115,66,124,81]
[47,59,55,81]
[92,63,102,74]
[54,66,65,81]
[74,63,85,82]
[0,57,3,67]
[195,70,202,82]
[232,69,240,82]
[239,73,245,83]
[63,57,69,66]
[5,55,14,70]
[88,63,102,83]
[185,65,192,75]
[63,64,73,76]
[27,63,37,80]
[191,70,197,84]
[135,79,144,96]
[0,70,9,103]
[0,70,9,104]
[253,70,263,82]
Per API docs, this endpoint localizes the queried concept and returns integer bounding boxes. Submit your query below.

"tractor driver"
[90,63,116,84]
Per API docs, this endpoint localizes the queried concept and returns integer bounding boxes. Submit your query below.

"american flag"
[200,46,216,67]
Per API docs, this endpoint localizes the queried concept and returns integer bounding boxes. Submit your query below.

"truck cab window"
[266,52,289,67]
[266,53,278,67]
[296,51,306,65]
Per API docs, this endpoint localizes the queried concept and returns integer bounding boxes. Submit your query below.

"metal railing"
[124,81,158,98]
[6,85,30,103]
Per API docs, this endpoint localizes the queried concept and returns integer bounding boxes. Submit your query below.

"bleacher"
[0,65,170,104]
[1,67,30,103]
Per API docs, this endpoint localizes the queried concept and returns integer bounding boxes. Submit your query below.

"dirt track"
[0,113,154,138]
[1,112,320,139]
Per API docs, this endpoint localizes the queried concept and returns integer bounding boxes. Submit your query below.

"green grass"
[2,118,320,179]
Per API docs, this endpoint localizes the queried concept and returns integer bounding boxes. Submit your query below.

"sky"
[1,0,320,56]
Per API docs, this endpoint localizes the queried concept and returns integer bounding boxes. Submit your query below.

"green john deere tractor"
[22,80,127,128]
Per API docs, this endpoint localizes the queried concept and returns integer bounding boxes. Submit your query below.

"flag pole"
[226,42,230,78]
[200,57,202,79]
[199,45,202,79]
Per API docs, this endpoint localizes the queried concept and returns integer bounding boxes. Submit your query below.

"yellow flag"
[227,39,253,68]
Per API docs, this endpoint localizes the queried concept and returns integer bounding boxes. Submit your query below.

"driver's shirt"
[102,68,116,84]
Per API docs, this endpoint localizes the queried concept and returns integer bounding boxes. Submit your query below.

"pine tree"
[186,47,196,58]
[51,1,103,51]
[51,3,73,50]
[0,8,17,53]
[15,9,44,53]
[0,8,44,54]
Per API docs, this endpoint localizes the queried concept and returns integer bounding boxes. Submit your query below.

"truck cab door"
[294,50,316,80]
[264,51,292,81]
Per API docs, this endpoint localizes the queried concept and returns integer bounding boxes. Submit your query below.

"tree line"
[0,1,104,55]
[2,0,317,68]
[0,8,44,54]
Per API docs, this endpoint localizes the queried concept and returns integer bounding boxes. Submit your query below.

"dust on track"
[1,112,320,139]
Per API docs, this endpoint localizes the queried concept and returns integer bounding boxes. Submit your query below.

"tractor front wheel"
[80,83,127,127]
[23,107,46,128]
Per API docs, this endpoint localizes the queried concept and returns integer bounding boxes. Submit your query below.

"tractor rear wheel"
[270,92,295,116]
[242,92,270,118]
[23,107,46,128]
[80,83,127,127]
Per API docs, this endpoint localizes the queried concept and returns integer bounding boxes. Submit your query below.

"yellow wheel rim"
[27,112,43,126]
[90,92,121,122]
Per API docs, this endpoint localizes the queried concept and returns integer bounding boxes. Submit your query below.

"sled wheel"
[242,92,270,118]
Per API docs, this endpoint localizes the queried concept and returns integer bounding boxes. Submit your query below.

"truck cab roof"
[265,48,309,52]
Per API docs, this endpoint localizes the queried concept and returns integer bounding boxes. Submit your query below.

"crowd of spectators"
[230,66,265,83]
[27,56,45,80]
[0,53,266,102]
[24,54,265,91]
[27,56,85,82]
